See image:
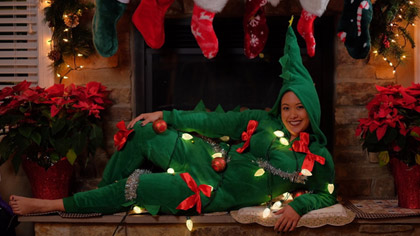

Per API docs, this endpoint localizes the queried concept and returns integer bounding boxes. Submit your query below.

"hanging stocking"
[92,0,127,57]
[297,9,317,57]
[131,0,175,49]
[244,0,269,59]
[337,0,373,59]
[299,0,330,17]
[191,0,228,59]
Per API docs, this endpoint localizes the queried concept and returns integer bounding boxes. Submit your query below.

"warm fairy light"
[64,28,69,32]
[398,14,402,18]
[66,64,70,68]
[63,38,69,42]
[393,70,396,74]
[412,23,416,26]
[186,217,193,231]
[300,169,312,176]
[56,73,61,77]
[282,192,293,201]
[262,207,271,218]
[389,62,393,66]
[220,136,230,142]
[373,50,378,54]
[132,206,142,214]
[47,39,52,45]
[402,55,406,59]
[63,76,69,79]
[273,130,284,138]
[395,34,399,37]
[271,201,282,210]
[167,168,175,174]
[279,137,289,146]
[254,168,265,177]
[212,153,223,158]
[391,39,396,43]
[79,65,84,69]
[328,184,335,194]
[182,133,193,140]
[77,53,83,57]
[383,57,387,61]
[63,14,68,18]
[409,1,414,4]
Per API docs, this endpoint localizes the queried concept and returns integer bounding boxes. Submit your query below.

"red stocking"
[297,9,317,57]
[132,0,175,49]
[191,4,218,59]
[244,0,268,59]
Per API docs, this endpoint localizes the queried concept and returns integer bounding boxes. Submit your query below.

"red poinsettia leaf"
[50,105,60,117]
[376,125,388,141]
[12,80,31,92]
[45,84,65,97]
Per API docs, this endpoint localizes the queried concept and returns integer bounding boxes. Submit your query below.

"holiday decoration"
[391,158,420,209]
[291,132,325,176]
[92,0,127,57]
[370,0,419,72]
[211,157,226,172]
[44,0,94,82]
[176,173,212,214]
[114,121,134,151]
[243,0,269,59]
[297,9,317,57]
[152,119,168,134]
[299,0,330,17]
[132,0,175,49]
[236,120,259,153]
[337,0,373,59]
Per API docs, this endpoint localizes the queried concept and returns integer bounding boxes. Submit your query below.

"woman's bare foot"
[9,195,65,215]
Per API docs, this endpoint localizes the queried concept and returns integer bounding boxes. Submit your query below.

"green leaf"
[72,131,87,156]
[382,128,397,145]
[51,118,66,135]
[18,126,33,138]
[66,148,77,165]
[30,131,42,145]
[89,124,103,147]
[378,151,390,166]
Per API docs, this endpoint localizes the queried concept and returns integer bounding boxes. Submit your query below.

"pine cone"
[48,50,61,62]
[63,13,79,28]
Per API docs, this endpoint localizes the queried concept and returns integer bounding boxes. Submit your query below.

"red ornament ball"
[211,157,226,172]
[152,119,167,134]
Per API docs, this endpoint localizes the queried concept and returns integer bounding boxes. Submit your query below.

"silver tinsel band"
[257,160,307,184]
[125,169,151,201]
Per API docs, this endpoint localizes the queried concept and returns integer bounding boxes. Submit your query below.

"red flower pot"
[22,157,74,200]
[390,158,420,209]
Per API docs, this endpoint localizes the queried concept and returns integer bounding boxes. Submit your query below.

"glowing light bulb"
[63,38,69,42]
[182,133,193,140]
[300,169,312,176]
[56,73,61,77]
[282,192,293,201]
[383,57,387,61]
[279,137,289,146]
[274,130,284,138]
[186,218,193,231]
[167,168,175,174]
[402,55,406,59]
[393,70,396,74]
[254,168,265,177]
[328,184,334,194]
[64,28,69,32]
[132,206,142,214]
[66,64,70,68]
[212,153,223,158]
[373,50,378,54]
[389,62,393,66]
[262,207,271,218]
[63,76,68,79]
[79,65,84,69]
[46,39,52,45]
[77,53,83,57]
[271,201,282,210]
[220,136,230,142]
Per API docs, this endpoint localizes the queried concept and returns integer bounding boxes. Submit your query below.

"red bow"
[236,120,259,153]
[176,173,212,214]
[113,120,134,151]
[290,132,325,175]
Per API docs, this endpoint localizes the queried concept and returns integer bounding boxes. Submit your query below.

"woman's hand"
[273,205,301,232]
[127,111,163,129]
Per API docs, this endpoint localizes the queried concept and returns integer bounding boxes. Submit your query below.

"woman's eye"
[282,107,289,111]
[297,105,305,110]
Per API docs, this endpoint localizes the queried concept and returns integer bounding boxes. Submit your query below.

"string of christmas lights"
[370,0,419,73]
[43,0,94,83]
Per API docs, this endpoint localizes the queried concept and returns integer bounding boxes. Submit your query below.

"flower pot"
[22,157,74,200]
[390,158,420,209]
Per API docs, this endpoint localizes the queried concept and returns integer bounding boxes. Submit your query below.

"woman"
[9,25,336,233]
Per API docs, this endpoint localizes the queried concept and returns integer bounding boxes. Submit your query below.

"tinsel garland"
[257,159,307,184]
[370,0,419,71]
[44,0,94,83]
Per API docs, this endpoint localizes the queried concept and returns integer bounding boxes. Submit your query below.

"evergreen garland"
[370,0,419,72]
[44,0,94,83]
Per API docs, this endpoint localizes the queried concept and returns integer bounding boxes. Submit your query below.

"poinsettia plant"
[356,84,420,166]
[0,81,112,171]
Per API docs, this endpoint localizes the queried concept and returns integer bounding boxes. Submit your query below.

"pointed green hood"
[270,25,327,147]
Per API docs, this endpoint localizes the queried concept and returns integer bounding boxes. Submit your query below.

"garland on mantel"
[370,0,419,73]
[44,0,94,83]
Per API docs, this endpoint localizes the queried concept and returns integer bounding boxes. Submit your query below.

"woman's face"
[281,91,310,141]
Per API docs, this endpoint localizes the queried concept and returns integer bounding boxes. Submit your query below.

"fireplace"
[133,16,335,149]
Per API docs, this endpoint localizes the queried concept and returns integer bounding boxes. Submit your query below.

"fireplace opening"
[133,15,335,150]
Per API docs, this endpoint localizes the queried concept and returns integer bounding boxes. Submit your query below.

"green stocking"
[92,0,126,57]
[337,0,373,59]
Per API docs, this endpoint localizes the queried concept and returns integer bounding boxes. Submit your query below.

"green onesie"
[63,25,336,216]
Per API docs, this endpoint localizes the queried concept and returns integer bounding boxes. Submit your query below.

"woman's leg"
[9,195,64,215]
